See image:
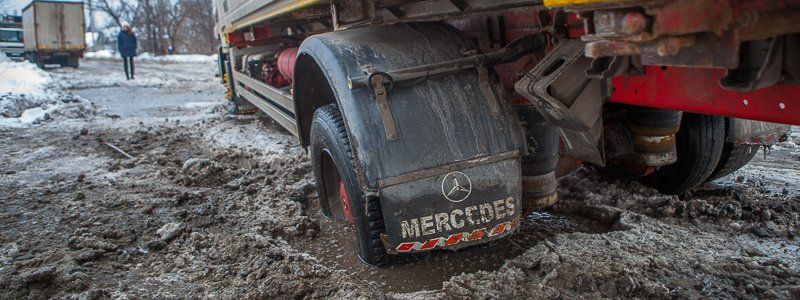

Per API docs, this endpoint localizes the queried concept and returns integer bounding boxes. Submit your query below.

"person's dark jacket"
[117,31,137,57]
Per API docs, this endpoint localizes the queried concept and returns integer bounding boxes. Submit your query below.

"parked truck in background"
[22,0,85,68]
[0,15,24,61]
[213,0,798,266]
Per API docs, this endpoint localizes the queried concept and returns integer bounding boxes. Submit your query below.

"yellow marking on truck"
[544,0,629,7]
[225,0,326,34]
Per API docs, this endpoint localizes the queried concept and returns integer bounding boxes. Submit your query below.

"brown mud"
[0,59,798,299]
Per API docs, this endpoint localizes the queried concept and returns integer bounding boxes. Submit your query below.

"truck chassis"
[214,0,798,265]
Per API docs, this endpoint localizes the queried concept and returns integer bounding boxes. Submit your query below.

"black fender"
[294,23,526,251]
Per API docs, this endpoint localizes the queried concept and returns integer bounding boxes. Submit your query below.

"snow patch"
[84,49,116,60]
[84,50,216,64]
[183,101,220,109]
[0,60,95,126]
[204,116,299,155]
[0,60,52,97]
[137,52,217,64]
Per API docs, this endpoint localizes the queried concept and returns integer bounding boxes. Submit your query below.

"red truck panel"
[610,66,800,125]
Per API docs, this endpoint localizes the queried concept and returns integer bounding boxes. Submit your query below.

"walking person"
[117,25,137,80]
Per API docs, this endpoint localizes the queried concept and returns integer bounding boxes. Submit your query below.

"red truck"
[213,0,797,266]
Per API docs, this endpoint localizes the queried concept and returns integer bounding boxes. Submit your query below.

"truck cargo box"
[22,0,85,52]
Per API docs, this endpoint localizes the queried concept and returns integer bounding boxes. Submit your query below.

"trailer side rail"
[233,70,299,136]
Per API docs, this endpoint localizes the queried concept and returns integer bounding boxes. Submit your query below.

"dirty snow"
[0,59,52,96]
[0,58,798,299]
[85,50,216,64]
[0,60,95,127]
[713,126,800,196]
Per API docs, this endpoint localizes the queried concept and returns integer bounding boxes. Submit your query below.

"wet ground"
[0,59,798,299]
[296,211,613,293]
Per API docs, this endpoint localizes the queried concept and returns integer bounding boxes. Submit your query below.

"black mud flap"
[380,153,522,254]
[296,23,526,254]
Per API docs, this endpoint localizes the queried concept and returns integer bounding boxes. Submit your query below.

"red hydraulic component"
[610,66,800,125]
[263,63,290,88]
[227,25,272,48]
[276,47,298,82]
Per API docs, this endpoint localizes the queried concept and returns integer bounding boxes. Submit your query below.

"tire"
[705,141,759,182]
[66,57,80,68]
[641,113,725,194]
[309,104,391,266]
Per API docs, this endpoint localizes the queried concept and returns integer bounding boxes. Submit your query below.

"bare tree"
[181,0,216,54]
[95,0,217,55]
[164,0,186,53]
[96,0,139,27]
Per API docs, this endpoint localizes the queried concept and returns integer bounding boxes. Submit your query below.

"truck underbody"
[214,0,798,265]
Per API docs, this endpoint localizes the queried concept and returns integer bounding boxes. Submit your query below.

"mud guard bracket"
[515,40,606,165]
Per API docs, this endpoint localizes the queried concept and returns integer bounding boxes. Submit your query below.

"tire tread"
[642,113,725,194]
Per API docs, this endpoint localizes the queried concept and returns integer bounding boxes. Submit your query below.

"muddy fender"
[295,23,526,251]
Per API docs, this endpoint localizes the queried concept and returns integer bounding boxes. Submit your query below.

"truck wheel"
[66,57,80,68]
[705,142,759,182]
[641,113,725,194]
[310,104,391,266]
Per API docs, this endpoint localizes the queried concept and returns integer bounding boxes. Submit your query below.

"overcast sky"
[4,0,110,31]
[5,0,29,13]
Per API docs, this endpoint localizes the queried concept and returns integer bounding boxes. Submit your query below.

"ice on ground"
[204,116,299,155]
[712,126,799,195]
[84,49,116,60]
[183,101,220,109]
[776,125,800,149]
[137,53,217,64]
[52,58,218,90]
[84,50,217,64]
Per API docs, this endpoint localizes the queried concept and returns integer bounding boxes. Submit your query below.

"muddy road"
[1,59,798,299]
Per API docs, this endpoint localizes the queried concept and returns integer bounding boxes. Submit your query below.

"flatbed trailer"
[213,0,798,266]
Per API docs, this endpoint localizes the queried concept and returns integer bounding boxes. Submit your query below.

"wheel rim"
[320,150,354,225]
[338,180,354,225]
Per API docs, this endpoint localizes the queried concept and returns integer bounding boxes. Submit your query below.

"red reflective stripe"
[396,242,416,252]
[444,233,463,246]
[510,216,522,230]
[419,238,441,250]
[467,229,485,241]
[394,219,521,252]
[490,223,507,236]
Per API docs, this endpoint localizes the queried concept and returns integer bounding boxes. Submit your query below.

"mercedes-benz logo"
[441,171,472,202]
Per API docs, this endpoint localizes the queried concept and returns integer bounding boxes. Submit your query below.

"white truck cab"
[0,15,24,61]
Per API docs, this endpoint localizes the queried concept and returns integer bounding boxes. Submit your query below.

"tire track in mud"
[293,208,615,293]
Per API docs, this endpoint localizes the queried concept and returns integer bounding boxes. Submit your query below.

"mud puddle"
[294,209,614,293]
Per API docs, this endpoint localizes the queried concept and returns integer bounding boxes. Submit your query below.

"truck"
[22,0,86,68]
[0,15,25,61]
[213,0,798,266]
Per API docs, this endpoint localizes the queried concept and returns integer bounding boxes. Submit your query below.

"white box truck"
[0,15,25,61]
[22,0,85,68]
